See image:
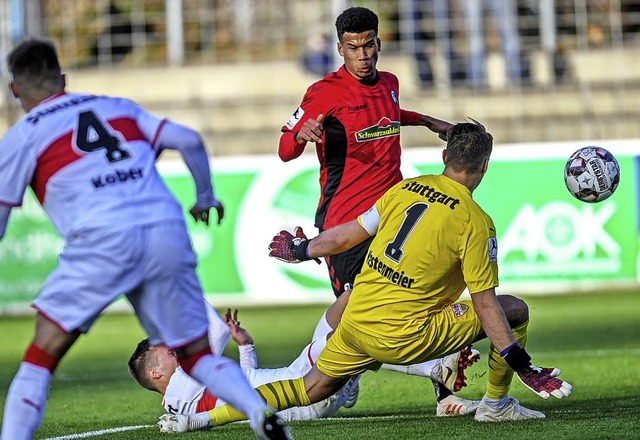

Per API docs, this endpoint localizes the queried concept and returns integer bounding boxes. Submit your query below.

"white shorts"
[33,221,209,348]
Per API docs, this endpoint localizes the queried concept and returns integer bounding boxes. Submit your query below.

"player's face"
[338,30,380,81]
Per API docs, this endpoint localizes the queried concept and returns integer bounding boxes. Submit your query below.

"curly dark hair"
[335,6,378,41]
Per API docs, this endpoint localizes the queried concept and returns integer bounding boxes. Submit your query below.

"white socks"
[1,363,52,440]
[481,395,510,409]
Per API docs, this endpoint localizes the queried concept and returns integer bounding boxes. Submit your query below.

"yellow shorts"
[316,300,482,378]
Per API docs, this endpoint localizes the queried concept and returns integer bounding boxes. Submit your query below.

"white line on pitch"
[42,424,153,440]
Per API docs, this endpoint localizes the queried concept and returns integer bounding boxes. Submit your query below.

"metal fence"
[1,0,640,152]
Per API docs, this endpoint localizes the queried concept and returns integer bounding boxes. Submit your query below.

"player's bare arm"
[419,114,453,141]
[470,289,517,352]
[268,221,369,264]
[307,220,371,258]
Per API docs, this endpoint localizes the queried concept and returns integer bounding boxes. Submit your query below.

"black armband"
[502,344,532,373]
[291,239,312,262]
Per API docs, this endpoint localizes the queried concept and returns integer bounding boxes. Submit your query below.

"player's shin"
[208,378,310,426]
[1,363,52,440]
[485,321,528,400]
[181,353,267,422]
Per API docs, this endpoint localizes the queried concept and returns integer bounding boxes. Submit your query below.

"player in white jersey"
[131,297,358,431]
[145,292,480,434]
[0,38,289,440]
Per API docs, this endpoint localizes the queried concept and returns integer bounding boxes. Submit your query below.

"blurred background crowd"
[1,0,639,154]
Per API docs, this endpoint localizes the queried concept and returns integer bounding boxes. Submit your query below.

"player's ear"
[9,81,19,98]
[441,149,448,164]
[376,37,381,51]
[60,73,67,90]
[482,158,490,173]
[149,368,161,380]
[337,41,344,57]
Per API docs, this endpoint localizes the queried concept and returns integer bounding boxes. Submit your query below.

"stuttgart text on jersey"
[26,95,99,124]
[401,180,461,210]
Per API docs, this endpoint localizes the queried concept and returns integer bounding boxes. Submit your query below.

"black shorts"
[324,235,375,298]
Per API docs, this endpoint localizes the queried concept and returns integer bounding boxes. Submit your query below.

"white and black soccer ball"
[564,146,620,203]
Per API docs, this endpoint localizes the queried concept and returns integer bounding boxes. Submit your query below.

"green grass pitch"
[0,290,639,439]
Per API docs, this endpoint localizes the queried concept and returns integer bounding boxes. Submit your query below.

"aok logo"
[499,201,621,276]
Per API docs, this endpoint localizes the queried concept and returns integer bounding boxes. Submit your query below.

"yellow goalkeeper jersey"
[343,173,499,340]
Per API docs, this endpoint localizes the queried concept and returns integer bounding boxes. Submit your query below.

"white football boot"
[157,413,211,433]
[431,346,481,391]
[342,374,361,408]
[474,396,545,422]
[436,395,481,417]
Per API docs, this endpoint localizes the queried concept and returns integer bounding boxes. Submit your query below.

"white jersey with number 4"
[0,92,183,237]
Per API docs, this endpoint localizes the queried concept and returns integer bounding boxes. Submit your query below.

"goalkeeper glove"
[502,343,572,399]
[268,227,321,264]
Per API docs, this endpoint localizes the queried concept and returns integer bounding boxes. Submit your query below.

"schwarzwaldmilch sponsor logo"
[355,117,400,142]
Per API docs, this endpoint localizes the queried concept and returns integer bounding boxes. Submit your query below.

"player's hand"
[190,200,224,226]
[517,365,572,399]
[295,114,324,144]
[189,205,211,225]
[212,200,224,224]
[224,308,253,346]
[268,226,321,264]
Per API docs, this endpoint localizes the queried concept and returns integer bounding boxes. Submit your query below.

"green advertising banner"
[1,140,638,312]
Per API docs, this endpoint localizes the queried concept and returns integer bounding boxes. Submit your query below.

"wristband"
[500,342,520,357]
[502,344,532,373]
[291,239,312,261]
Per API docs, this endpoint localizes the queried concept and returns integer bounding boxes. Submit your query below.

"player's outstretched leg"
[474,396,545,422]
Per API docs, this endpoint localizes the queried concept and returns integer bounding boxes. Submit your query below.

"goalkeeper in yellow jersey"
[181,120,573,430]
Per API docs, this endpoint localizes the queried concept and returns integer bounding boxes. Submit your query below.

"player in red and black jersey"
[280,6,451,298]
[279,6,470,414]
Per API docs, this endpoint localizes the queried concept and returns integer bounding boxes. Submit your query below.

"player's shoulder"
[91,94,141,109]
[378,70,399,81]
[377,70,400,86]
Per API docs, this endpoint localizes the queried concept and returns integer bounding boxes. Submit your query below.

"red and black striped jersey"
[280,65,421,230]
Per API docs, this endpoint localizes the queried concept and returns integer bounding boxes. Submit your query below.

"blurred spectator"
[87,1,154,66]
[461,0,526,88]
[301,33,334,78]
[621,0,640,38]
[518,1,569,84]
[399,0,465,87]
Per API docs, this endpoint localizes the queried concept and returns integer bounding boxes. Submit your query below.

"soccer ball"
[564,146,620,203]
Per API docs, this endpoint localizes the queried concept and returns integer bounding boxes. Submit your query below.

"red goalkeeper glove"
[502,343,572,399]
[268,227,321,264]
